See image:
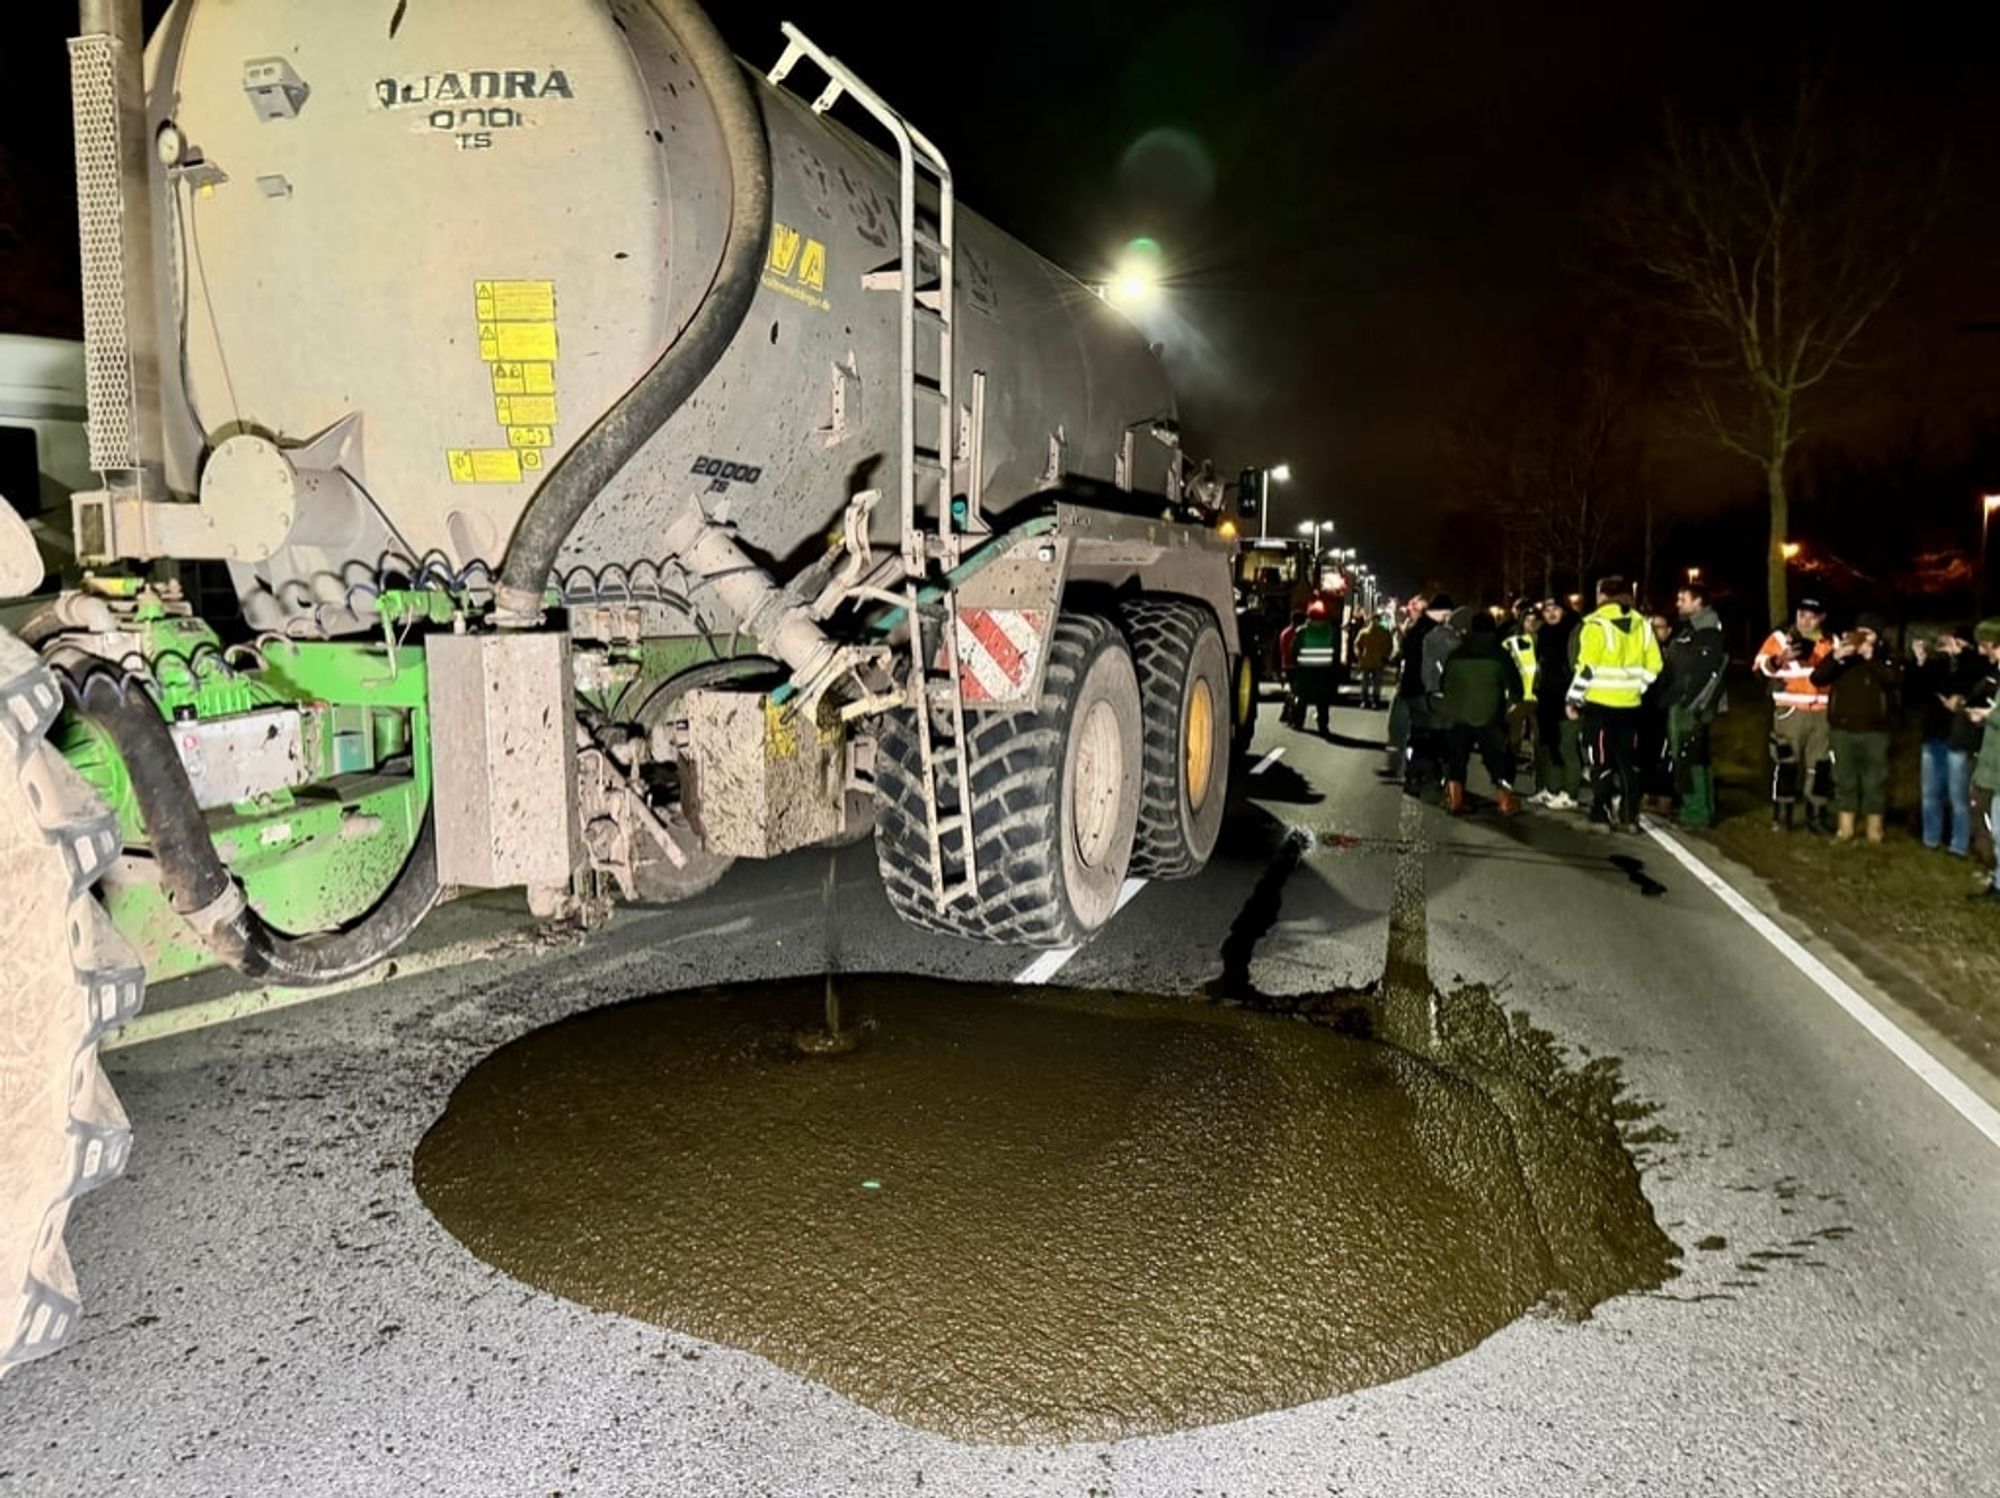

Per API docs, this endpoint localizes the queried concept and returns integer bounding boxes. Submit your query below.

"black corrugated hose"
[493,0,774,620]
[56,650,440,985]
[51,3,771,978]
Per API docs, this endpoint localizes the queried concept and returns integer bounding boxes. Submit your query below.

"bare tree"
[1440,318,1648,602]
[1607,79,1939,623]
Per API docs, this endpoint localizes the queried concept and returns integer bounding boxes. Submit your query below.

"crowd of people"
[1280,579,2000,902]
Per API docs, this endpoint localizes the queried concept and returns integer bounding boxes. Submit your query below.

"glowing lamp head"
[1107,267,1157,310]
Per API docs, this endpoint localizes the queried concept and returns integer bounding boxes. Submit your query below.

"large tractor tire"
[0,634,142,1376]
[875,613,1142,947]
[1119,599,1231,878]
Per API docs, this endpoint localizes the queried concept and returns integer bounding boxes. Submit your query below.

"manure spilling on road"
[414,967,1678,1443]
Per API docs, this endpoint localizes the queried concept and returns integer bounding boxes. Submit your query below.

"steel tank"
[148,0,1177,592]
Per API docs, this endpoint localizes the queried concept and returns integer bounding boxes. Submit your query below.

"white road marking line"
[1013,877,1148,985]
[1250,747,1286,775]
[1642,819,2000,1152]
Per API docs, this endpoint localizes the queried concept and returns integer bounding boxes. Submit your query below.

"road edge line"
[1642,818,2000,1152]
[1013,877,1147,985]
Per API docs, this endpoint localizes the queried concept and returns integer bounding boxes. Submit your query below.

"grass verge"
[1693,693,2000,1067]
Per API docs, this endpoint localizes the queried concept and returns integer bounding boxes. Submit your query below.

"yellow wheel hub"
[1185,682,1216,813]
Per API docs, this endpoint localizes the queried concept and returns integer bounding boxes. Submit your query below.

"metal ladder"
[768,23,959,577]
[768,25,976,908]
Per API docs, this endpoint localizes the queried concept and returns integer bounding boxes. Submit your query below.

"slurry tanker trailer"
[0,0,1252,1370]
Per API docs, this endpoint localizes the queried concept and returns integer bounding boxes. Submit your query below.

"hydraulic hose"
[55,649,441,985]
[493,0,774,621]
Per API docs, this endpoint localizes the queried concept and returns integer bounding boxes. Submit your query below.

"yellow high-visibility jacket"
[1566,603,1661,709]
[1502,630,1538,704]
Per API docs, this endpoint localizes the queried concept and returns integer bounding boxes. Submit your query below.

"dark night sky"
[3,1,1994,590]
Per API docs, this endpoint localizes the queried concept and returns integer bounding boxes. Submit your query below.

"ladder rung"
[912,376,947,403]
[938,879,975,903]
[913,228,943,255]
[934,813,966,836]
[913,302,947,330]
[911,450,947,475]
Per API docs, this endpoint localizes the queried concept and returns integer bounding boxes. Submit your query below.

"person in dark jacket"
[1959,632,2000,876]
[1531,599,1582,808]
[1968,621,2000,900]
[1383,594,1432,777]
[1662,584,1729,828]
[1354,613,1394,709]
[1910,626,1978,856]
[1440,612,1523,815]
[1398,594,1456,795]
[1811,622,1903,843]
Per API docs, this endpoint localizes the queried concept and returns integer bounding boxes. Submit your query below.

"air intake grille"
[69,34,136,473]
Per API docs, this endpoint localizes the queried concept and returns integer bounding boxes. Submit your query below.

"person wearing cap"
[1911,624,1981,857]
[1968,619,2000,904]
[1288,598,1341,734]
[1811,620,1902,844]
[1565,575,1663,833]
[1755,597,1836,833]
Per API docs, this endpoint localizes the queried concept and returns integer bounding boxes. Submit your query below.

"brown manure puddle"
[414,975,1676,1443]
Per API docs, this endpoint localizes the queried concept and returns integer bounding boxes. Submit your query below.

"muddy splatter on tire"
[0,635,143,1374]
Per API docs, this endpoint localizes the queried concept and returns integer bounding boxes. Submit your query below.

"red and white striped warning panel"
[939,607,1047,704]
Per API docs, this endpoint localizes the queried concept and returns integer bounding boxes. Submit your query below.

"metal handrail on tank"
[768,23,958,575]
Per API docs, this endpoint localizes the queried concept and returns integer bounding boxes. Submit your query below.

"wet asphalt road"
[4,700,1998,1496]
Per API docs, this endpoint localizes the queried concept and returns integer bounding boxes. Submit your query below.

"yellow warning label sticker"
[480,322,559,362]
[447,448,525,484]
[458,279,561,476]
[490,361,557,396]
[494,393,558,426]
[474,279,556,323]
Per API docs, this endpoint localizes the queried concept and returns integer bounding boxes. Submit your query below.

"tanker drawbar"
[0,0,1247,1372]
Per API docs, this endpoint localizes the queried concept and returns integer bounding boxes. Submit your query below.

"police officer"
[1565,575,1663,833]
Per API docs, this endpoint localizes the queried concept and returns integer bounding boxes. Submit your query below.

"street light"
[1296,517,1333,556]
[1103,236,1165,314]
[1781,541,1803,561]
[1258,463,1291,540]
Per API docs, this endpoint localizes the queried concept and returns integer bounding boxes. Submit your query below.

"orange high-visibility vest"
[1755,630,1831,711]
